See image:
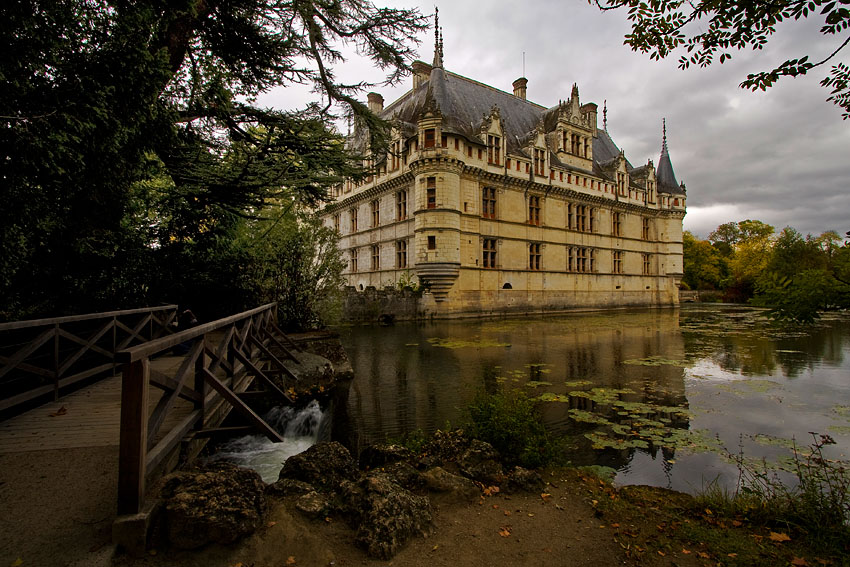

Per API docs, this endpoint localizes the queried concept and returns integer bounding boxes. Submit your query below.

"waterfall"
[207,400,325,483]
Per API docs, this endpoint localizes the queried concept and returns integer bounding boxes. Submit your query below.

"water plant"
[697,433,850,554]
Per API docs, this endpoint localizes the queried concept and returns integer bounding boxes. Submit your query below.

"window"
[567,204,574,230]
[482,187,497,219]
[454,138,460,150]
[567,247,574,272]
[528,195,541,226]
[396,190,408,220]
[642,217,651,240]
[427,235,436,250]
[391,141,401,170]
[424,128,435,148]
[575,205,587,232]
[506,158,511,169]
[613,251,623,274]
[617,172,626,195]
[467,146,473,157]
[333,213,340,232]
[647,181,655,203]
[426,177,436,208]
[642,253,652,275]
[529,243,541,270]
[488,135,501,165]
[371,245,380,270]
[482,238,497,268]
[478,148,483,160]
[349,208,358,232]
[612,212,622,237]
[576,247,589,273]
[396,240,407,268]
[589,208,596,233]
[350,249,358,272]
[441,134,447,148]
[533,149,545,176]
[370,199,380,228]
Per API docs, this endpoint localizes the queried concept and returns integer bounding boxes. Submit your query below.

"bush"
[465,389,559,469]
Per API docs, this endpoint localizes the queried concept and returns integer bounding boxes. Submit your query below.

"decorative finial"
[662,118,668,154]
[432,7,443,68]
[603,100,608,131]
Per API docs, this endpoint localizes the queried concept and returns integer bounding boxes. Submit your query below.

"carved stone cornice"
[323,172,414,212]
[408,155,465,175]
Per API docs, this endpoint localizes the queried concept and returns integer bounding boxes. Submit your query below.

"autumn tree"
[591,0,850,118]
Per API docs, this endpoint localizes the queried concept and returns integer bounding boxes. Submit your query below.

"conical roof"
[657,119,685,195]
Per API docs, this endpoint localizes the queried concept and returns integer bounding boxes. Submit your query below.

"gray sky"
[259,0,850,239]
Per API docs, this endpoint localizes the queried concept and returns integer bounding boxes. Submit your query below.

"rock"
[504,467,545,494]
[421,467,480,501]
[339,472,433,559]
[265,478,314,498]
[417,429,471,470]
[278,441,359,492]
[295,491,332,519]
[160,463,267,549]
[359,443,415,470]
[459,439,504,484]
[381,461,423,491]
[281,351,335,385]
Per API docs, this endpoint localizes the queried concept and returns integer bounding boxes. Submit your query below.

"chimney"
[512,77,528,100]
[411,60,433,89]
[367,92,384,114]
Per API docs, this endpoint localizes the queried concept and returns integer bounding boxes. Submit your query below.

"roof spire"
[603,99,608,131]
[432,7,443,68]
[661,118,668,155]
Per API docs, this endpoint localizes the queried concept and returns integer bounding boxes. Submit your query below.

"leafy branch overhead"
[591,0,850,118]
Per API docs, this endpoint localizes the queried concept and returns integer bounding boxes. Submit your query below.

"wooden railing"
[115,303,300,516]
[0,305,178,413]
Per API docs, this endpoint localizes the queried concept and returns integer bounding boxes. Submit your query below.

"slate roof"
[372,63,685,195]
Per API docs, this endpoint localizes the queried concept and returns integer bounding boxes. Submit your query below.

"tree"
[682,231,729,289]
[591,0,850,118]
[1,1,428,320]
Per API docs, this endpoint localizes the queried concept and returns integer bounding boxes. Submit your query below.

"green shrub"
[465,389,559,469]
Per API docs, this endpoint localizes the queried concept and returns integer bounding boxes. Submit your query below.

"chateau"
[322,29,686,317]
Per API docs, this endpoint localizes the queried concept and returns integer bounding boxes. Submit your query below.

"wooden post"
[194,335,208,426]
[53,324,60,401]
[117,358,150,515]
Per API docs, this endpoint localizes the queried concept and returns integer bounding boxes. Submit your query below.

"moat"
[337,304,850,493]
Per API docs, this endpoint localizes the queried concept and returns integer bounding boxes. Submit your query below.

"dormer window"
[424,128,436,148]
[488,135,501,165]
[533,149,546,176]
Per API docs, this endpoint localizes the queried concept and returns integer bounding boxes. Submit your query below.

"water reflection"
[337,306,850,493]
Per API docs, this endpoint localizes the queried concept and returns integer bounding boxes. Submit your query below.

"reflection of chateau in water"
[339,309,689,475]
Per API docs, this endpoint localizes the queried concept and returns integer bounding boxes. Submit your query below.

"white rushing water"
[208,400,325,483]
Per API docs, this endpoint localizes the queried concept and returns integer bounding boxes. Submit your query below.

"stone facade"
[321,36,686,317]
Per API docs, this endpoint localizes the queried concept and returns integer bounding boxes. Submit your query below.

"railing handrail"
[0,304,178,332]
[115,303,277,363]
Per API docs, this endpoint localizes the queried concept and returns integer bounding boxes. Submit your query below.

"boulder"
[417,429,471,470]
[160,463,267,549]
[359,443,415,470]
[504,467,545,494]
[265,478,314,498]
[339,472,433,559]
[459,439,504,484]
[380,461,423,491]
[421,467,480,501]
[295,491,332,520]
[278,441,358,492]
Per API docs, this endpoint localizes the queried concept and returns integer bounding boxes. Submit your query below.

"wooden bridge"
[0,303,303,560]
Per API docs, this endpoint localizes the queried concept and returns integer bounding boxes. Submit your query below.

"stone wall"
[342,286,430,323]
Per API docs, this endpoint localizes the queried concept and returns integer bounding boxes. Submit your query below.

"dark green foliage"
[592,0,850,118]
[465,389,559,469]
[0,0,427,321]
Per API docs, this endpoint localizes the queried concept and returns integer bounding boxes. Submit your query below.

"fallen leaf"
[657,551,666,556]
[498,526,512,537]
[610,523,620,528]
[704,508,713,515]
[266,521,276,527]
[769,531,792,542]
[541,493,552,503]
[528,513,534,517]
[727,553,738,558]
[483,485,500,496]
[492,504,499,509]
[791,558,809,566]
[697,551,710,559]
[431,545,439,552]
[681,548,691,554]
[49,406,67,417]
[732,520,743,527]
[504,510,511,516]
[286,557,296,566]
